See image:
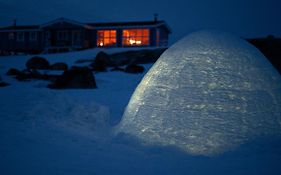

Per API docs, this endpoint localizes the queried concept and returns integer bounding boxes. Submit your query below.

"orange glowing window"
[97,30,116,47]
[122,29,149,46]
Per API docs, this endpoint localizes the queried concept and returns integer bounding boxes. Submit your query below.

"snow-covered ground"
[0,47,281,175]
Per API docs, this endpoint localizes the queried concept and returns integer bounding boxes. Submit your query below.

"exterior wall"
[0,32,9,51]
[91,29,98,48]
[157,26,169,46]
[15,31,43,52]
[84,29,92,48]
[0,30,43,54]
[146,27,170,47]
[41,22,87,49]
[116,29,123,47]
[149,28,156,47]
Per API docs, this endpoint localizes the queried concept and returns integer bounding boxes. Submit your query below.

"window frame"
[57,30,68,40]
[97,30,117,47]
[8,32,15,40]
[16,32,25,42]
[122,29,150,47]
[29,31,37,41]
[72,30,82,42]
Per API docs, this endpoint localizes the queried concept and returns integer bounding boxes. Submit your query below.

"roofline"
[89,22,171,33]
[161,21,172,33]
[0,28,41,32]
[91,23,163,29]
[40,17,93,29]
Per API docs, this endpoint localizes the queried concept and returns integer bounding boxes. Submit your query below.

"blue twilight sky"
[0,0,281,44]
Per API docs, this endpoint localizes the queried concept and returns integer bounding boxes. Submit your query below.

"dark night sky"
[1,0,281,44]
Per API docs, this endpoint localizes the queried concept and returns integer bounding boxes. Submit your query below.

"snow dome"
[116,31,281,156]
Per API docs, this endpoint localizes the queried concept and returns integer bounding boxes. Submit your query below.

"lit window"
[29,31,37,41]
[122,29,149,46]
[16,32,25,42]
[97,30,116,47]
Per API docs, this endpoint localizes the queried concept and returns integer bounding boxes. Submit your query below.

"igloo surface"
[116,31,281,155]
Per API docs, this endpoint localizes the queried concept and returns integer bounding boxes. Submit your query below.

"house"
[0,17,171,55]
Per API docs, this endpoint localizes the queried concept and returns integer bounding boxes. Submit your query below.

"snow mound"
[116,30,281,156]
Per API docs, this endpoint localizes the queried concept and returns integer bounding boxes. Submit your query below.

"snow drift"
[116,30,281,156]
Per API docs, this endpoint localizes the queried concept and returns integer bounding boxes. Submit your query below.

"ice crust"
[116,31,281,155]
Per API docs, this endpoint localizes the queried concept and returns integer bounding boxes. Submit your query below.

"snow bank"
[0,87,110,138]
[116,30,281,156]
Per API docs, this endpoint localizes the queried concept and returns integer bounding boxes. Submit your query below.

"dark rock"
[110,48,167,66]
[90,51,111,72]
[6,67,59,82]
[96,51,112,65]
[50,62,68,70]
[26,56,50,70]
[90,62,107,72]
[0,82,10,87]
[6,68,22,76]
[71,65,84,70]
[110,66,125,72]
[125,64,145,74]
[75,58,94,64]
[16,69,42,81]
[48,67,97,89]
[0,76,9,87]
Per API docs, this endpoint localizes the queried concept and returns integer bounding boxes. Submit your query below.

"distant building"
[0,17,171,54]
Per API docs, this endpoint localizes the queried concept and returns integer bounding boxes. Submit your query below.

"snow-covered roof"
[40,17,93,29]
[87,21,171,33]
[0,25,40,32]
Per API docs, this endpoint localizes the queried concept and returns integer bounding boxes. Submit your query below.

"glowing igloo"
[116,31,281,155]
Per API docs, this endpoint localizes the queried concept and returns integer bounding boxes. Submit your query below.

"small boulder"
[48,67,97,89]
[16,69,42,81]
[6,68,22,76]
[90,51,112,72]
[0,76,9,87]
[110,66,125,72]
[0,82,10,87]
[96,51,112,65]
[124,64,145,74]
[50,62,68,70]
[26,56,50,70]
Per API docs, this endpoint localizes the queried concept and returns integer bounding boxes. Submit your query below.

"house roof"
[40,17,93,29]
[0,18,171,33]
[0,25,39,31]
[87,21,171,33]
